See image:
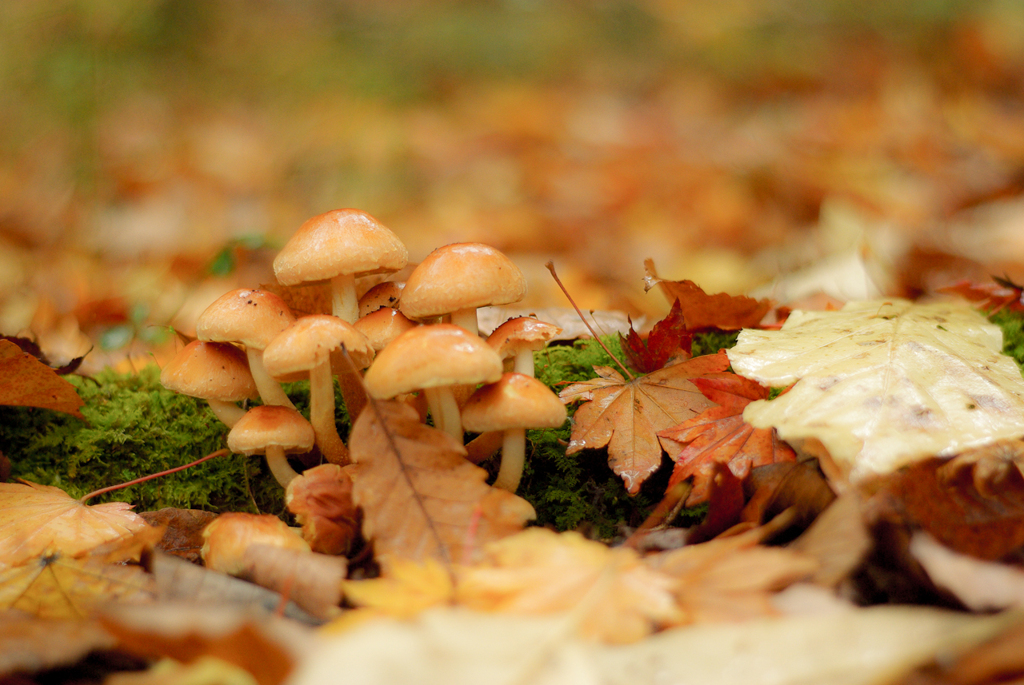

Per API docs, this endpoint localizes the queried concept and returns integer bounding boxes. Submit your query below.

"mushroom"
[353,307,417,353]
[461,372,567,493]
[358,281,405,317]
[159,340,258,427]
[273,209,408,324]
[263,315,374,465]
[363,323,503,441]
[227,405,315,488]
[400,243,526,336]
[201,512,311,576]
[487,316,562,377]
[196,288,296,410]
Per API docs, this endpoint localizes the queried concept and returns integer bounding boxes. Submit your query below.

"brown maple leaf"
[0,481,150,569]
[643,259,772,330]
[659,375,797,505]
[0,340,84,419]
[559,351,731,494]
[349,400,535,571]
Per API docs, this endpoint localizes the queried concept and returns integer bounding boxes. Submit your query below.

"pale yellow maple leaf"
[349,400,535,571]
[340,557,454,621]
[728,299,1024,483]
[455,528,682,644]
[0,481,150,569]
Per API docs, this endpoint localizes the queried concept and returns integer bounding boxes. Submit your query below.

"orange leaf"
[349,400,535,571]
[0,481,150,569]
[560,351,731,493]
[0,340,84,419]
[644,259,771,330]
[659,375,796,505]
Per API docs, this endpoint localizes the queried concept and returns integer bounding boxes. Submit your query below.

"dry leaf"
[0,614,117,675]
[239,544,346,621]
[560,351,730,493]
[728,299,1024,484]
[644,260,771,330]
[455,528,683,644]
[285,463,360,556]
[909,532,1024,612]
[659,375,797,505]
[0,480,150,569]
[140,508,219,564]
[0,339,84,419]
[342,557,455,619]
[349,400,535,570]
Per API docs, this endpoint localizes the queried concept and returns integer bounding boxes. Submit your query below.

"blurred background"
[2,0,1024,370]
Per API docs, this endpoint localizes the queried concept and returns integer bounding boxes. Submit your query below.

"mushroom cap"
[363,323,503,399]
[487,317,562,359]
[160,340,259,402]
[353,307,417,352]
[461,373,567,433]
[400,243,526,320]
[227,405,315,455]
[196,288,295,350]
[264,315,375,378]
[273,209,408,286]
[358,281,404,317]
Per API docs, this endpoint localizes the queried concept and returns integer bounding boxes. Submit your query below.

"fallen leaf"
[349,400,535,570]
[939,275,1024,314]
[728,299,1024,484]
[660,375,797,505]
[0,339,84,419]
[910,532,1024,612]
[140,508,219,564]
[456,528,683,644]
[285,463,360,556]
[0,480,150,568]
[644,259,772,330]
[0,614,117,675]
[238,545,346,621]
[619,299,691,373]
[342,557,455,619]
[560,351,731,493]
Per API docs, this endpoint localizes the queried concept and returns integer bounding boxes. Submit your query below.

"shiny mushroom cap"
[264,315,375,377]
[461,373,567,433]
[273,209,408,286]
[227,405,315,456]
[160,340,258,402]
[399,243,526,321]
[196,288,295,351]
[363,323,503,399]
[358,281,405,317]
[487,317,562,359]
[353,307,417,353]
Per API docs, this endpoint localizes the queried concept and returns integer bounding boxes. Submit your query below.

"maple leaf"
[455,528,682,644]
[619,299,693,373]
[939,276,1024,314]
[643,259,771,330]
[659,375,797,505]
[0,481,150,569]
[728,299,1024,484]
[560,351,731,493]
[0,339,84,419]
[349,400,535,571]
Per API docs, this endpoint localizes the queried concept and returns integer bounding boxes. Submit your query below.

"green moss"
[0,365,320,514]
[991,309,1024,375]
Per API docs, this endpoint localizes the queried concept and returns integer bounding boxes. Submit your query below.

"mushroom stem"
[331,273,359,324]
[424,386,463,441]
[493,428,526,492]
[309,361,349,465]
[246,348,296,410]
[338,370,368,427]
[449,308,479,337]
[513,350,535,377]
[265,445,300,488]
[207,400,246,428]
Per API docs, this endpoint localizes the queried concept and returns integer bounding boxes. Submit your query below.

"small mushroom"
[461,372,567,493]
[263,315,374,465]
[363,323,503,441]
[487,316,562,377]
[273,209,408,324]
[196,288,296,410]
[159,340,258,427]
[358,281,405,317]
[400,243,526,336]
[227,405,315,488]
[201,512,310,576]
[353,307,418,353]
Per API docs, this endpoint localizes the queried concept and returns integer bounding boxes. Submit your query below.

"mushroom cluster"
[161,207,566,495]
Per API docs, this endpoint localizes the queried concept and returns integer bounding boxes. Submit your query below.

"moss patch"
[991,309,1024,374]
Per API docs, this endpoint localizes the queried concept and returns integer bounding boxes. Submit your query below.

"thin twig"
[545,261,635,381]
[80,449,229,503]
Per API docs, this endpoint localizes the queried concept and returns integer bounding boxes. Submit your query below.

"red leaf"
[644,259,771,330]
[0,340,85,419]
[939,277,1024,314]
[658,374,795,505]
[618,300,692,374]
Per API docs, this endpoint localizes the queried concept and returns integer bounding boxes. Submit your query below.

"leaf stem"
[79,449,229,503]
[545,261,635,381]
